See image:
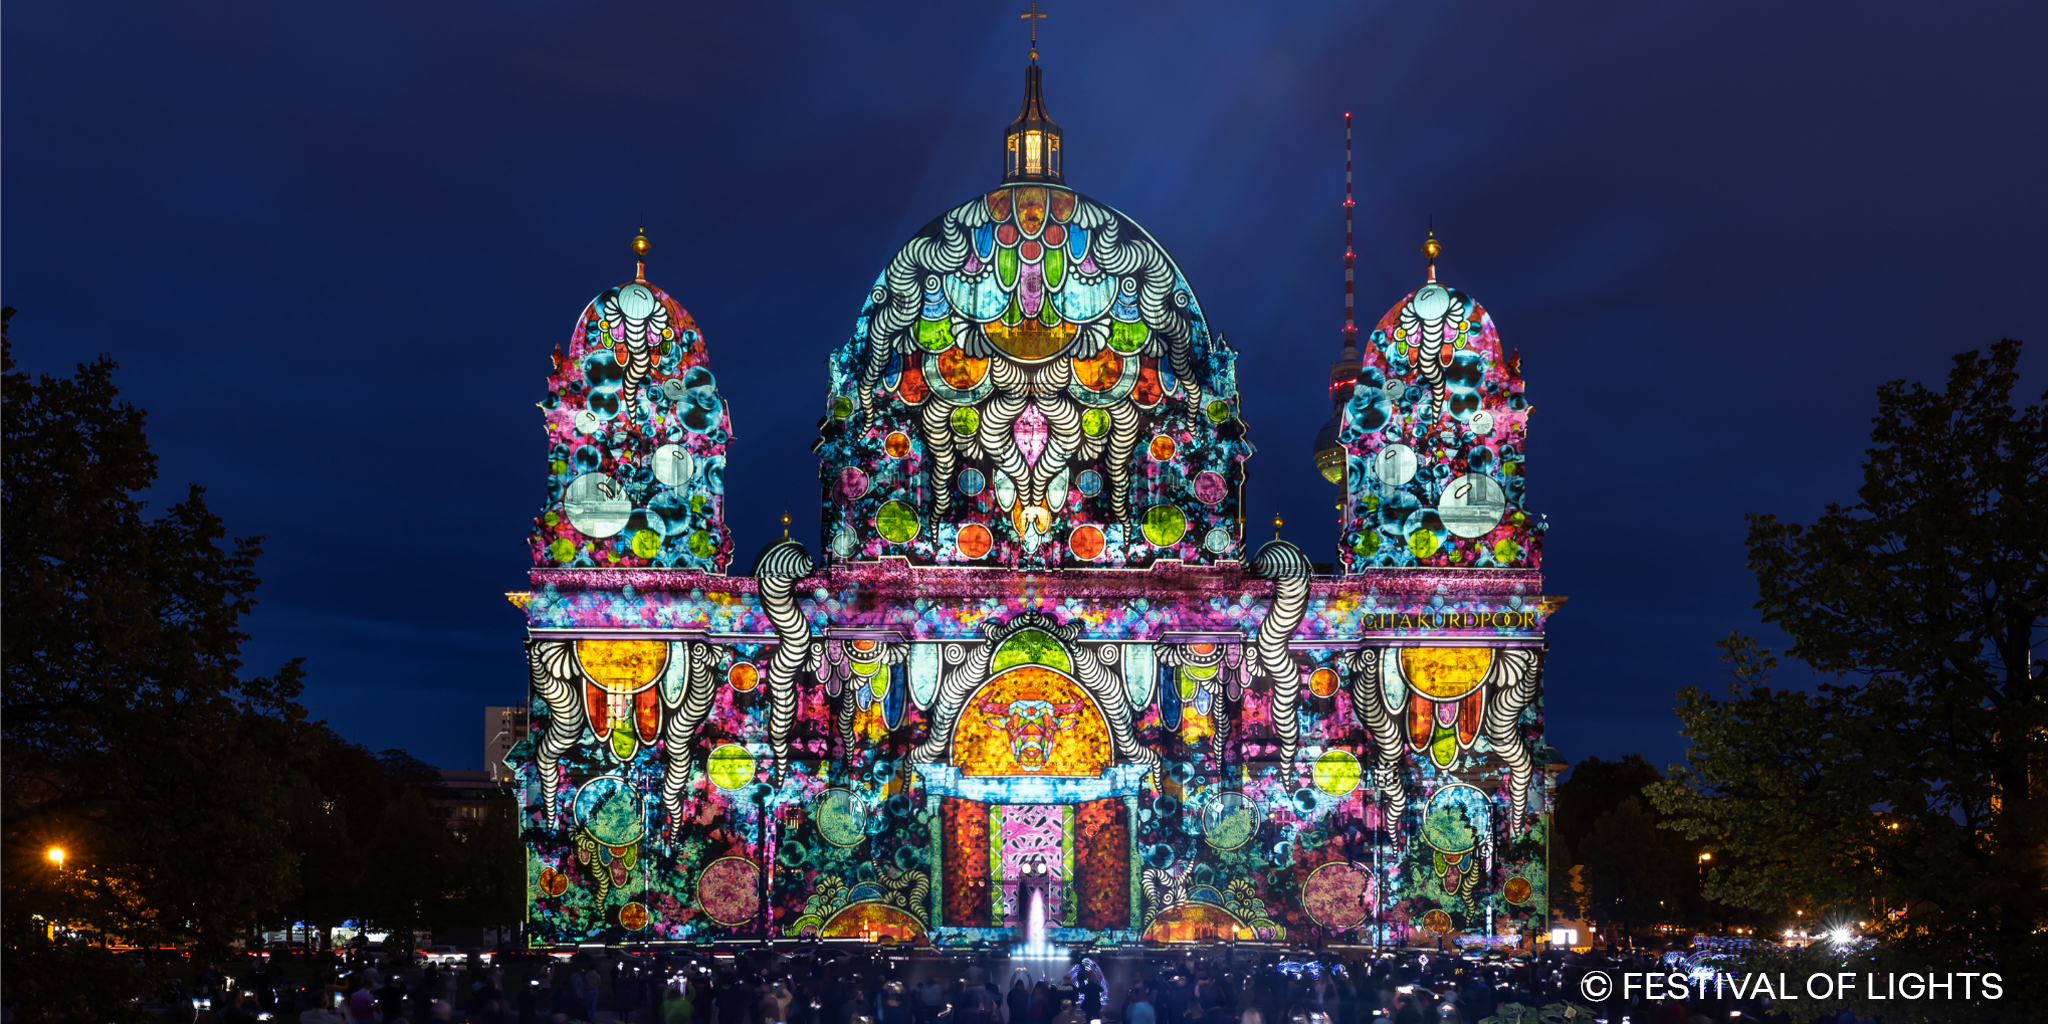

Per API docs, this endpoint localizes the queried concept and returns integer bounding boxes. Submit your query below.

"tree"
[444,800,526,940]
[1552,755,1664,871]
[3,312,313,1018]
[1552,755,1709,939]
[1650,339,2047,1015]
[1575,797,1696,940]
[363,788,453,953]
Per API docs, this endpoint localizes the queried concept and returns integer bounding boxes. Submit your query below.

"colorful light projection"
[512,564,1553,948]
[529,269,733,572]
[511,71,1554,952]
[1336,264,1544,572]
[816,185,1251,569]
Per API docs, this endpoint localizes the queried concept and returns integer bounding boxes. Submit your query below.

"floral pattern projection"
[509,562,1553,949]
[508,197,1552,953]
[1338,279,1544,572]
[815,185,1252,569]
[529,277,734,572]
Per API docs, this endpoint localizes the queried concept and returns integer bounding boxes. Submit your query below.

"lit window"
[1024,132,1042,174]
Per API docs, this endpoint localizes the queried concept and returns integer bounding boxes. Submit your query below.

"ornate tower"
[528,230,734,572]
[1336,233,1543,571]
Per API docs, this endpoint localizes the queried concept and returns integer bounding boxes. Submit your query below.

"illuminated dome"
[529,239,733,571]
[1335,244,1542,571]
[814,67,1250,569]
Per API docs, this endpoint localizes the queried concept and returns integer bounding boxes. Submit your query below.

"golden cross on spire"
[1021,1,1046,62]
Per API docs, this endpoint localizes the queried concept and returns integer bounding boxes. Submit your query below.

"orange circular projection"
[538,867,568,896]
[1149,435,1177,461]
[1069,524,1105,561]
[618,902,650,931]
[937,348,989,389]
[1503,876,1533,905]
[957,524,993,559]
[884,432,912,458]
[727,661,759,692]
[1073,347,1123,391]
[1309,667,1341,698]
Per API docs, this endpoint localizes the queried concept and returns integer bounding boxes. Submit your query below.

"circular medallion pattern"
[1312,749,1362,796]
[956,523,993,559]
[727,661,759,692]
[696,857,761,926]
[1503,876,1534,906]
[618,901,650,931]
[1200,792,1256,850]
[1309,667,1342,698]
[1303,862,1372,929]
[706,744,757,791]
[1069,524,1105,561]
[1142,505,1188,547]
[813,789,870,848]
[876,501,920,543]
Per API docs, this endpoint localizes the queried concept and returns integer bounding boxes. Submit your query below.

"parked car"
[420,945,466,967]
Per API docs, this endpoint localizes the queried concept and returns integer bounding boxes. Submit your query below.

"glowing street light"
[45,847,65,867]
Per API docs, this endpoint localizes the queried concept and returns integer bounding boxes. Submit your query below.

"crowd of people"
[174,945,1874,1024]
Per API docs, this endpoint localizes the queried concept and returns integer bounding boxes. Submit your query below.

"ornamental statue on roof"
[507,23,1560,954]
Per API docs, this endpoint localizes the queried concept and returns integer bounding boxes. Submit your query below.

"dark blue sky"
[7,2,2043,771]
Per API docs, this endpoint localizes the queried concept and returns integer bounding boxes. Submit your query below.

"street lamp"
[46,847,65,867]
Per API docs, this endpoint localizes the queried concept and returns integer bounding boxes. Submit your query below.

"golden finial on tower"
[1273,512,1284,540]
[781,511,791,538]
[633,221,650,283]
[1423,221,1440,283]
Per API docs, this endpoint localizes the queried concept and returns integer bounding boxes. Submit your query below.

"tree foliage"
[2,311,312,1016]
[1649,339,2047,1013]
[3,313,527,1020]
[1552,755,1713,937]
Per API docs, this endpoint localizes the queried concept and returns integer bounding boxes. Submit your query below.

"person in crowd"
[1123,985,1155,1024]
[879,981,914,1024]
[382,973,410,1022]
[1007,976,1031,1024]
[349,979,380,1024]
[761,977,795,1024]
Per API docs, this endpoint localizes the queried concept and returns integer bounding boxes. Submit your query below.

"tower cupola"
[1002,3,1063,184]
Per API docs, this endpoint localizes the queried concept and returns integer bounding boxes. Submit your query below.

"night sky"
[6,2,2043,772]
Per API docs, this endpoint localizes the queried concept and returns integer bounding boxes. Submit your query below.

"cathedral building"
[509,44,1557,950]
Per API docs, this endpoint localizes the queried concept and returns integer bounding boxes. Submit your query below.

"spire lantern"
[1003,3,1063,184]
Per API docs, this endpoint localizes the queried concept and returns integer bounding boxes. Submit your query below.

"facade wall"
[509,564,1553,948]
